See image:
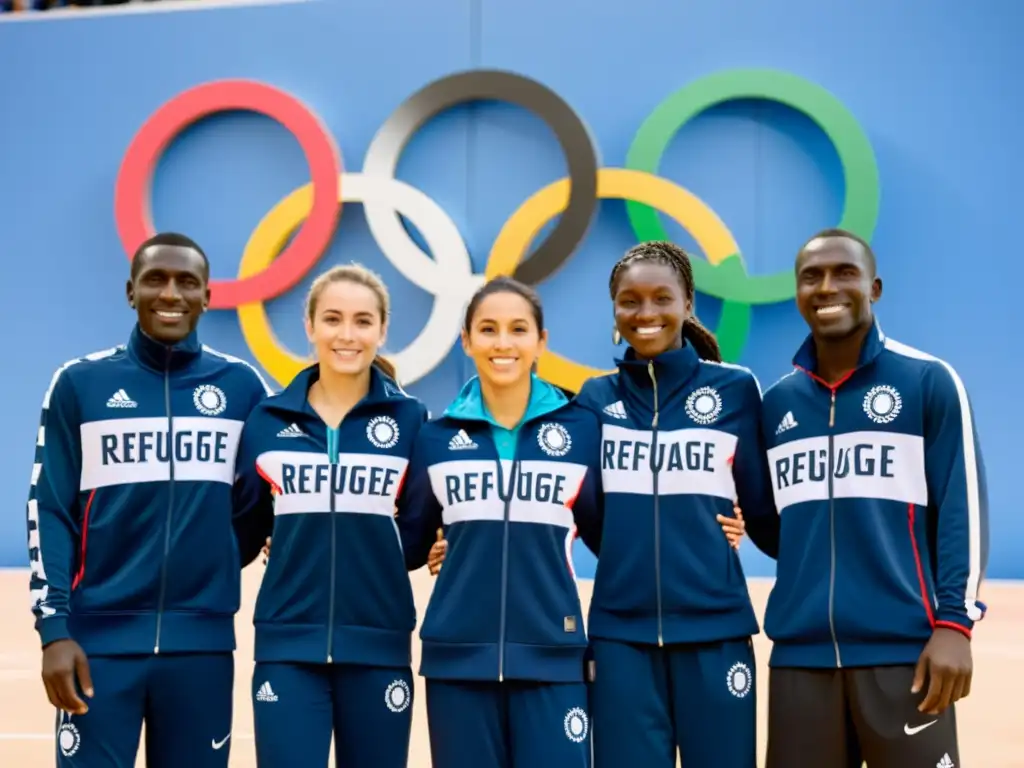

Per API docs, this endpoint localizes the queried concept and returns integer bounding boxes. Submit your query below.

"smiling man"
[759,228,990,768]
[26,232,273,768]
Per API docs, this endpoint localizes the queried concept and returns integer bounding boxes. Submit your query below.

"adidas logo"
[937,755,954,768]
[276,423,305,438]
[106,389,137,408]
[603,401,627,419]
[448,429,477,451]
[255,681,278,703]
[776,411,798,435]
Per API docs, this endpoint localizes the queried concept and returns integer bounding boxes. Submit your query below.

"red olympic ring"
[113,80,342,310]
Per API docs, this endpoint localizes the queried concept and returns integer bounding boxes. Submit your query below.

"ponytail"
[372,354,398,380]
[682,317,722,362]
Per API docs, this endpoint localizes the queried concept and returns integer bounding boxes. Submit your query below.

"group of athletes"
[26,227,988,768]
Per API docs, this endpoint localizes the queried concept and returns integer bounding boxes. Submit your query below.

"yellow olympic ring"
[486,167,739,393]
[236,182,323,387]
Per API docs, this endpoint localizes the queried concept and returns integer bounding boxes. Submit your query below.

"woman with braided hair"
[573,240,781,768]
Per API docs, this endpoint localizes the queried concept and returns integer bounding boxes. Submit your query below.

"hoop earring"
[612,328,622,345]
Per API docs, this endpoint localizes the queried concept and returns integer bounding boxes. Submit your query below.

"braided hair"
[609,241,722,362]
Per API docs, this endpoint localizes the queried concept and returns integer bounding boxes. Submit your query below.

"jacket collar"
[267,363,406,419]
[127,323,203,373]
[442,374,567,428]
[615,342,702,396]
[792,319,887,376]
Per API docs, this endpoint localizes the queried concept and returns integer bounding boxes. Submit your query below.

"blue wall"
[1,0,1021,580]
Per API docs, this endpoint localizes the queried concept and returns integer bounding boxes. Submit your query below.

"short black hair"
[130,232,210,281]
[609,240,722,362]
[797,227,877,277]
[464,275,545,332]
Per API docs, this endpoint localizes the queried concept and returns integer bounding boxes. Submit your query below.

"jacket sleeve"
[394,426,443,572]
[232,418,275,569]
[922,360,989,639]
[730,372,780,559]
[570,406,604,557]
[28,366,83,648]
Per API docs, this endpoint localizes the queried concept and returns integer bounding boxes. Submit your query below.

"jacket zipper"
[497,448,518,681]
[647,361,664,648]
[827,389,842,667]
[154,350,175,654]
[326,426,339,663]
[800,363,857,668]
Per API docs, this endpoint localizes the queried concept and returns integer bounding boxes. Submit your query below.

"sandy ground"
[1,565,1021,766]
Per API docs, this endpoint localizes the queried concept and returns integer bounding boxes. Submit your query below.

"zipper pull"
[829,390,836,428]
[647,361,660,428]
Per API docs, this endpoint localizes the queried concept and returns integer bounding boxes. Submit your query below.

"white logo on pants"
[385,679,411,713]
[727,662,752,698]
[564,707,588,742]
[58,713,81,757]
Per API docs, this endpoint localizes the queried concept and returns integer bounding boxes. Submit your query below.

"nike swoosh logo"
[212,734,231,750]
[904,721,937,736]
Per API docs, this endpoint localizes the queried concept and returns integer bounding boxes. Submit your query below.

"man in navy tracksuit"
[27,233,272,767]
[230,362,430,767]
[761,229,989,768]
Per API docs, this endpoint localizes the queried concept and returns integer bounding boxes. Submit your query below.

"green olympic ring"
[624,68,881,363]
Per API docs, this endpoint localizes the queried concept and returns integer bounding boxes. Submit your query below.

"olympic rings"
[625,68,880,305]
[115,68,881,390]
[487,168,744,393]
[237,172,483,387]
[362,70,600,287]
[114,80,342,310]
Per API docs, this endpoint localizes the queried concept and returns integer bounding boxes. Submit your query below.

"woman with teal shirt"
[396,276,603,768]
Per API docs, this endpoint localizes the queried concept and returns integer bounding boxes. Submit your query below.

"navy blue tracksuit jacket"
[395,374,604,683]
[574,343,780,648]
[27,325,271,656]
[761,322,990,668]
[231,364,429,668]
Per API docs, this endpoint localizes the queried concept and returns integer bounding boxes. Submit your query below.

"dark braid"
[609,241,723,362]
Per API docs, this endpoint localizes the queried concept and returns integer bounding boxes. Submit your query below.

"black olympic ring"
[362,69,601,286]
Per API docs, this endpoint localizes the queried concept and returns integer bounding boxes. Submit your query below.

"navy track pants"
[589,637,757,768]
[251,661,414,767]
[54,652,233,768]
[426,679,591,768]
